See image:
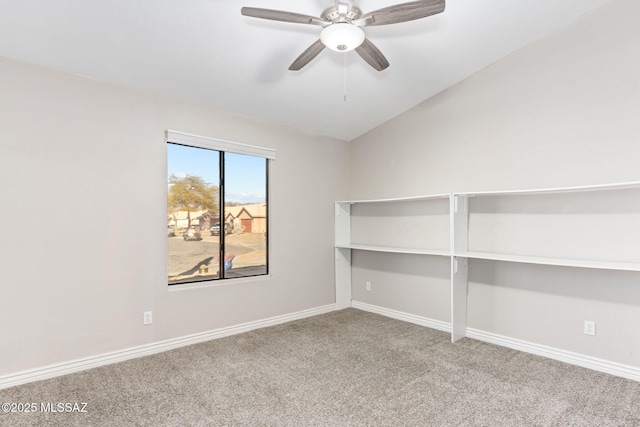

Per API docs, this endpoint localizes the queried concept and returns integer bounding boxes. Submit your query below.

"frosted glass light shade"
[320,23,365,52]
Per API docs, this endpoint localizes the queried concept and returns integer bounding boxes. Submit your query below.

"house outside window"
[166,131,274,285]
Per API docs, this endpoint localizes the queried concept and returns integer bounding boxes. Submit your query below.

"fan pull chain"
[343,53,347,102]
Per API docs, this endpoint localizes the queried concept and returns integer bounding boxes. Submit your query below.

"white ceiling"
[0,0,610,141]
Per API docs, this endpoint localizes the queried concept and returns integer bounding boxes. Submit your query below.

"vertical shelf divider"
[335,247,352,309]
[335,202,352,309]
[451,194,469,342]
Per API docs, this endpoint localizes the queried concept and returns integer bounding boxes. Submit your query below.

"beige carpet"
[1,308,640,426]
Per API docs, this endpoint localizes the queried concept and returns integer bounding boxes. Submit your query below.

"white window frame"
[166,130,276,160]
[166,130,274,285]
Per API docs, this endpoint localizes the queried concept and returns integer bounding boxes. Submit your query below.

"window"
[166,131,273,285]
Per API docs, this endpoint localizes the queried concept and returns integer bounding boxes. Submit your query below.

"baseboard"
[466,328,640,382]
[351,301,451,333]
[0,304,336,390]
[350,301,640,382]
[6,302,637,389]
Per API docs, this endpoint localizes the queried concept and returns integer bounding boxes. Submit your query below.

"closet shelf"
[455,251,640,271]
[457,180,640,197]
[336,243,450,257]
[336,193,449,205]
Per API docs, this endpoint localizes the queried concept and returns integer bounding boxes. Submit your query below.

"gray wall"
[0,58,350,376]
[349,0,640,367]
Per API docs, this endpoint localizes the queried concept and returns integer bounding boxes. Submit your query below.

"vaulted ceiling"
[0,0,610,141]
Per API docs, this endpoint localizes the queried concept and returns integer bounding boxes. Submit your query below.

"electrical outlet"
[365,281,371,291]
[143,311,153,325]
[584,320,596,336]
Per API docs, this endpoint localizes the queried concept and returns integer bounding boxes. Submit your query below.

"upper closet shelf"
[339,181,640,204]
[456,181,640,197]
[336,193,450,204]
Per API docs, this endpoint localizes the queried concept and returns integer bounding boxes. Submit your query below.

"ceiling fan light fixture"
[242,0,446,71]
[320,23,365,52]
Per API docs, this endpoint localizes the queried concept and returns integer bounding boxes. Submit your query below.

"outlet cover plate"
[584,320,596,336]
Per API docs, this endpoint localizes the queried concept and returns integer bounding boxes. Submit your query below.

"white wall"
[349,0,640,367]
[0,57,350,377]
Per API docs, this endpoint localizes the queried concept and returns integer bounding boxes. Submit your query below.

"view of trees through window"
[167,143,268,285]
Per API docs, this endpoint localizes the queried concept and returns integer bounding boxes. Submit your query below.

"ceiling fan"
[241,0,445,71]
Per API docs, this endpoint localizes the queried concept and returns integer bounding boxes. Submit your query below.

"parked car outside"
[182,227,202,241]
[168,225,176,237]
[210,222,232,236]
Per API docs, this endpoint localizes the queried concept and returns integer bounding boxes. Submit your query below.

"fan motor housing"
[321,6,361,23]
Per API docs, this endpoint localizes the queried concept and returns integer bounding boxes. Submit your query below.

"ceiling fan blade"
[241,7,327,26]
[289,40,326,71]
[355,38,390,71]
[355,0,445,26]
